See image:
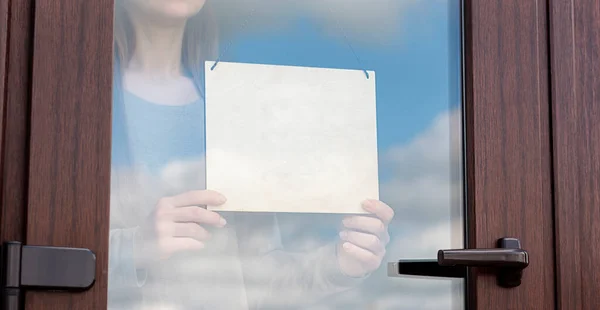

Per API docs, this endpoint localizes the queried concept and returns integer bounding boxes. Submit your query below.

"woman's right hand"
[135,190,228,267]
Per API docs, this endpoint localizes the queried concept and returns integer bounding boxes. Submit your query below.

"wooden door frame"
[463,0,555,309]
[22,0,114,309]
[549,1,600,309]
[6,0,557,309]
[0,0,34,245]
[0,0,7,130]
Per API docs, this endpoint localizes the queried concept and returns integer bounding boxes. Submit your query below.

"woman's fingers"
[339,230,386,255]
[150,190,228,259]
[154,221,213,259]
[159,190,227,208]
[154,222,211,258]
[361,199,394,225]
[162,222,211,241]
[167,206,227,227]
[340,242,382,271]
[342,216,390,243]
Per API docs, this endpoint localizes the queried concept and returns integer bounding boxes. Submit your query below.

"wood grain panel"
[0,0,8,131]
[26,0,113,309]
[0,0,9,231]
[0,0,34,242]
[550,1,600,309]
[464,0,555,309]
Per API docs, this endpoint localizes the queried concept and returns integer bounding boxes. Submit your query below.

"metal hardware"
[1,241,96,310]
[389,237,529,288]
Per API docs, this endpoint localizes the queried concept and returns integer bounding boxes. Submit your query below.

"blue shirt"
[114,91,205,174]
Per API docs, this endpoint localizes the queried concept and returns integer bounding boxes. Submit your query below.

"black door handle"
[438,238,528,268]
[389,237,529,288]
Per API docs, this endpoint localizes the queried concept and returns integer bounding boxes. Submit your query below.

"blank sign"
[205,61,378,214]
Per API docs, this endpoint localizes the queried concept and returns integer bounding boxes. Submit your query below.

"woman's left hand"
[337,199,394,278]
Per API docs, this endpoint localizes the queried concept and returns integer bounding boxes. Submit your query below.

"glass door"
[0,0,555,309]
[108,1,463,308]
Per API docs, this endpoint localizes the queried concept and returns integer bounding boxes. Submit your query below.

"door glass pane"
[108,0,464,309]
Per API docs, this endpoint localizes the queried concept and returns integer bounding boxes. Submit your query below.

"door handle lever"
[438,238,528,269]
[389,238,529,288]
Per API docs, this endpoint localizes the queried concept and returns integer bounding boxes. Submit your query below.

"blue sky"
[220,0,462,182]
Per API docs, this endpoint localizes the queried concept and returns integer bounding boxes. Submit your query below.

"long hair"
[111,1,218,168]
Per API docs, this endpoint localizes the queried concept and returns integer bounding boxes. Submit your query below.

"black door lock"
[388,237,529,288]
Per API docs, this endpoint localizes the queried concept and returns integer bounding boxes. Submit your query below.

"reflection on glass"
[108,0,463,309]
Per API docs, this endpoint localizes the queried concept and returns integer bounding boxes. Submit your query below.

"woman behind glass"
[108,1,395,309]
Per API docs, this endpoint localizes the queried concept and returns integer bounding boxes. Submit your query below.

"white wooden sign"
[205,61,379,214]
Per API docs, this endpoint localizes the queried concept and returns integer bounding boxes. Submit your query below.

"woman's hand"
[135,190,228,267]
[336,199,394,278]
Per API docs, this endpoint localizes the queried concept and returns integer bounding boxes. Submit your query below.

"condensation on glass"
[107,1,464,309]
